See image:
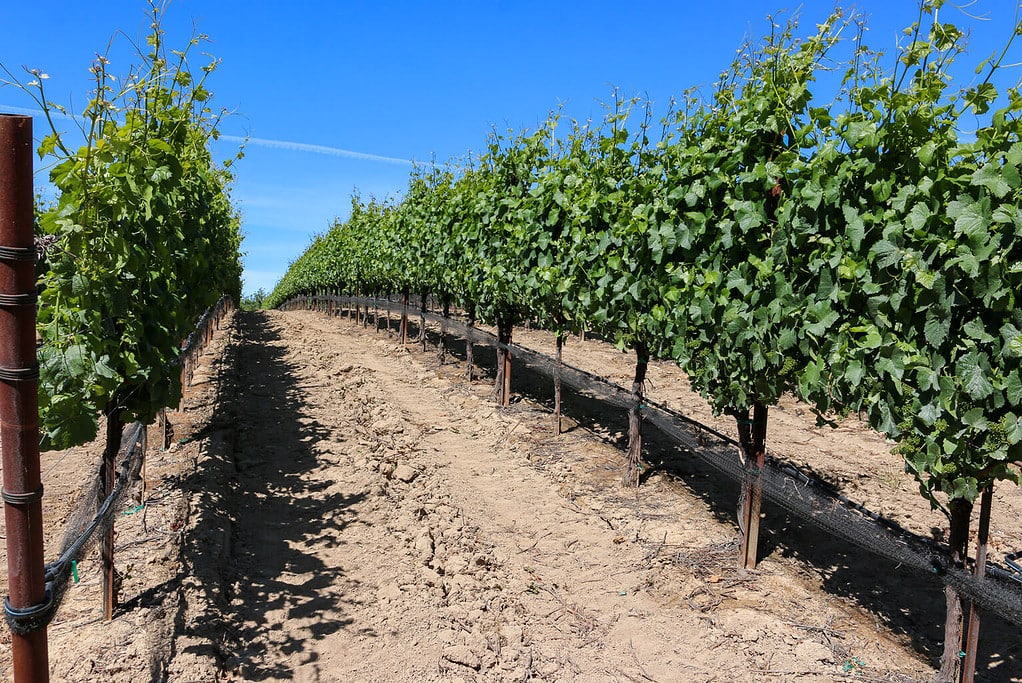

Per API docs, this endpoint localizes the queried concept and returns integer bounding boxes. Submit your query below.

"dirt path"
[171,310,944,682]
[4,308,1021,681]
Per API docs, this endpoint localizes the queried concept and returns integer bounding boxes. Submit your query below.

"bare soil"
[2,308,1021,682]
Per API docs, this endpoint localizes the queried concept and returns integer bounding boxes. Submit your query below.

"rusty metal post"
[494,316,509,405]
[0,114,50,681]
[502,349,512,406]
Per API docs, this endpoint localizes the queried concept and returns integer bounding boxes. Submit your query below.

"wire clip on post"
[3,588,56,636]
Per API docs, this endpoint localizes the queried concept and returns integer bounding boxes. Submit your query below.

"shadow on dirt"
[406,317,1021,681]
[168,310,373,680]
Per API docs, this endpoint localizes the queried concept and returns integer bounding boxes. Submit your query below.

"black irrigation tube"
[43,422,145,586]
[178,295,233,387]
[291,295,1022,613]
[182,294,232,357]
[7,295,234,635]
[1008,552,1022,580]
[5,422,145,635]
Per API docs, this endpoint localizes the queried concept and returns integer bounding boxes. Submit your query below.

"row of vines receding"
[2,0,242,636]
[2,1,244,451]
[268,3,1022,679]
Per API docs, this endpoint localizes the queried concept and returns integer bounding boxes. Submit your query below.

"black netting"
[5,424,146,636]
[6,296,231,635]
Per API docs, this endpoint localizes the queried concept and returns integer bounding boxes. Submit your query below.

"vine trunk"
[737,403,768,569]
[624,343,649,487]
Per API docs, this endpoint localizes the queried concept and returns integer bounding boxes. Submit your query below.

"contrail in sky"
[219,135,415,166]
[0,105,414,166]
[0,104,76,120]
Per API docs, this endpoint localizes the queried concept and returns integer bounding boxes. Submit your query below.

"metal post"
[0,114,50,681]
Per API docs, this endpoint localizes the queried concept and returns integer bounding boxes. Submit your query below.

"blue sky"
[2,1,1020,296]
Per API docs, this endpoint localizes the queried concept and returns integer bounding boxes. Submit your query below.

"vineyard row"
[284,293,1022,631]
[267,8,1022,678]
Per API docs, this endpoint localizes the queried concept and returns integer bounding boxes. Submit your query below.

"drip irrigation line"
[5,422,145,635]
[43,422,146,585]
[1007,552,1022,581]
[6,296,233,635]
[176,295,232,364]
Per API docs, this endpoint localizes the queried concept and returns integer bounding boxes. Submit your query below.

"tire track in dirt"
[211,309,678,681]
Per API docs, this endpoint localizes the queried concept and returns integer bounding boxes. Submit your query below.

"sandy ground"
[2,307,1020,682]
